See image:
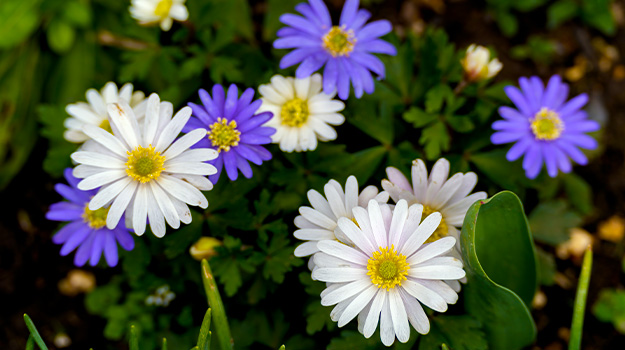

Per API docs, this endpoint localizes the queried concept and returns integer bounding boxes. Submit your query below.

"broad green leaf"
[461,191,537,349]
[536,247,556,286]
[470,149,529,193]
[0,0,40,49]
[418,315,487,350]
[529,200,582,245]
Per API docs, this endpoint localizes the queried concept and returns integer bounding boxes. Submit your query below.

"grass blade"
[569,246,593,350]
[197,308,212,350]
[130,325,139,350]
[201,259,233,350]
[23,314,48,350]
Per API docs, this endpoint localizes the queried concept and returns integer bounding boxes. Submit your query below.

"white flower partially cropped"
[64,82,147,143]
[294,175,388,270]
[129,0,189,31]
[258,74,345,152]
[312,200,465,346]
[70,93,218,238]
[461,44,502,82]
[381,158,487,291]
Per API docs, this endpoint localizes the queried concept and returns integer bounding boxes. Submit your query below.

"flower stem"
[569,246,593,350]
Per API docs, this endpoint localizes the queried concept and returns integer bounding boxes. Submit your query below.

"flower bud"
[461,44,502,82]
[189,236,222,261]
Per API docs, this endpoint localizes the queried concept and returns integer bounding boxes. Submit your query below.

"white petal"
[143,93,161,146]
[293,228,334,241]
[294,75,311,99]
[389,288,410,343]
[425,158,450,204]
[171,148,218,162]
[73,165,107,179]
[367,200,388,248]
[337,217,375,255]
[294,242,319,257]
[358,185,379,207]
[400,212,442,257]
[309,99,345,114]
[89,177,132,210]
[411,159,429,203]
[307,189,335,220]
[416,279,459,305]
[270,75,295,100]
[312,267,367,283]
[165,161,216,176]
[300,207,336,230]
[77,170,126,190]
[156,174,208,208]
[388,200,408,248]
[71,151,125,169]
[321,278,371,306]
[150,181,180,229]
[318,240,369,265]
[408,236,456,265]
[85,89,106,116]
[430,173,464,209]
[163,128,207,159]
[380,296,395,346]
[107,102,140,149]
[402,279,448,312]
[363,290,386,338]
[337,285,378,327]
[408,265,466,280]
[324,181,347,219]
[155,106,192,153]
[258,85,287,105]
[399,288,430,334]
[344,175,359,215]
[106,181,138,230]
[146,190,166,237]
[133,183,148,235]
[83,124,128,157]
[171,196,192,224]
[66,104,101,124]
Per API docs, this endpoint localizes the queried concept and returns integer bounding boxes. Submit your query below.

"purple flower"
[46,168,134,267]
[491,75,600,179]
[274,0,396,100]
[183,84,275,183]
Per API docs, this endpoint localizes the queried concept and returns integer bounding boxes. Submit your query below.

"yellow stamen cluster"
[208,118,240,152]
[83,205,109,229]
[422,206,449,244]
[125,145,166,183]
[154,0,173,18]
[367,245,409,290]
[322,26,356,57]
[281,98,309,127]
[531,107,564,141]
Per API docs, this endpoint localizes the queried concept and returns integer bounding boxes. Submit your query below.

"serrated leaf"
[593,289,625,334]
[304,302,333,335]
[403,106,438,128]
[419,121,450,160]
[425,84,453,113]
[445,114,474,133]
[529,200,582,245]
[461,191,537,349]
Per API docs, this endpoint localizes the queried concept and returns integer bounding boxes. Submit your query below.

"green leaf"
[536,247,556,286]
[26,335,34,350]
[496,10,518,37]
[593,289,625,334]
[197,308,212,350]
[263,0,300,40]
[470,149,528,193]
[37,104,75,177]
[163,212,202,259]
[461,191,537,349]
[342,146,387,184]
[304,302,333,335]
[327,330,379,350]
[201,260,234,350]
[0,0,40,49]
[349,99,394,145]
[403,106,438,128]
[529,200,582,245]
[47,19,76,54]
[419,121,450,160]
[570,247,592,350]
[129,325,139,350]
[425,84,453,114]
[85,282,122,315]
[547,0,578,29]
[23,314,48,350]
[419,315,487,350]
[445,114,474,133]
[562,173,593,215]
[581,0,616,35]
[62,1,91,28]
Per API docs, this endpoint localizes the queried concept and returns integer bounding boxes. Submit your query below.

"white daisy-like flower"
[312,199,465,346]
[381,158,487,291]
[129,0,189,31]
[461,44,502,82]
[70,93,218,238]
[294,175,388,271]
[64,82,147,143]
[258,74,345,152]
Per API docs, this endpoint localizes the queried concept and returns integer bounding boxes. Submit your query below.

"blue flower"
[274,0,396,100]
[183,84,275,183]
[491,75,600,179]
[46,169,134,267]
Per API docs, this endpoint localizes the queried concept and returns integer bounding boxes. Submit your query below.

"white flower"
[258,74,345,152]
[381,158,486,291]
[129,0,189,31]
[64,82,147,143]
[294,175,388,271]
[312,200,465,346]
[70,93,218,238]
[461,44,502,82]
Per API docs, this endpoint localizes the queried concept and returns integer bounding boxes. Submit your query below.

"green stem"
[23,314,48,350]
[569,246,593,350]
[201,259,233,350]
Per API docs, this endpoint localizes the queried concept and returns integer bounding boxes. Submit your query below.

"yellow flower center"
[322,26,356,57]
[154,0,173,18]
[530,107,564,141]
[422,205,449,244]
[367,245,409,290]
[83,205,109,229]
[208,118,240,152]
[99,118,112,134]
[281,98,309,127]
[125,145,166,183]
